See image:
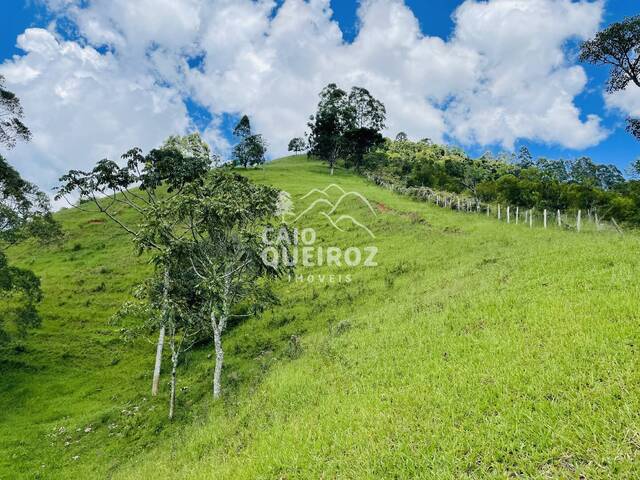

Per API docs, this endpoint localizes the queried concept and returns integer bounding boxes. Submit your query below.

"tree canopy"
[307,84,386,174]
[232,115,267,168]
[580,16,640,139]
[0,75,31,149]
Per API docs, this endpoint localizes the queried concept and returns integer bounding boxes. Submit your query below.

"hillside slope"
[3,156,640,479]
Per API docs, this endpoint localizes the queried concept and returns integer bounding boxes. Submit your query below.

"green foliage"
[0,75,31,149]
[287,137,307,154]
[580,15,640,140]
[362,138,640,223]
[307,84,386,172]
[3,156,640,478]
[116,156,640,479]
[232,115,267,168]
[0,155,60,343]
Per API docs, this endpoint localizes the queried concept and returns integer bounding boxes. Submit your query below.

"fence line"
[365,172,623,235]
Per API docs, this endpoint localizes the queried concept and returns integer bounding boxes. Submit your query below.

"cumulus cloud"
[0,28,189,191]
[3,0,610,190]
[606,87,640,119]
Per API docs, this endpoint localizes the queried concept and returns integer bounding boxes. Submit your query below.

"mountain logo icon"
[285,184,377,239]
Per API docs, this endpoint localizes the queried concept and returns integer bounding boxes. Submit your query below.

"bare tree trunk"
[152,326,165,396]
[151,269,170,396]
[168,327,178,420]
[213,323,224,400]
[212,274,231,400]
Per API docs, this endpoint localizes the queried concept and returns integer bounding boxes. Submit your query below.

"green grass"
[3,156,640,479]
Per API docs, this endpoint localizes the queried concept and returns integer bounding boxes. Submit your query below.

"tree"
[0,75,31,149]
[536,157,569,183]
[307,84,386,174]
[232,115,267,168]
[163,170,292,399]
[56,133,212,396]
[0,158,60,342]
[307,84,353,175]
[395,132,408,142]
[343,87,386,170]
[348,86,386,131]
[288,137,307,154]
[0,78,60,343]
[596,164,624,190]
[568,156,598,186]
[580,16,640,139]
[516,146,534,168]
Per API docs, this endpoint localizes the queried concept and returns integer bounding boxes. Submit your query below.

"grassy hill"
[2,156,640,479]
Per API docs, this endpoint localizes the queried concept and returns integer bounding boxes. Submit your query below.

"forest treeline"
[359,140,640,224]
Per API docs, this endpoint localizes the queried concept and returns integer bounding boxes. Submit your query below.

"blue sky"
[1,0,639,191]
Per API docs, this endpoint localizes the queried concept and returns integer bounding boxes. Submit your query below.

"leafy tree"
[516,146,534,168]
[629,157,640,178]
[343,87,386,170]
[349,87,386,131]
[307,84,386,174]
[163,170,292,399]
[232,115,267,168]
[580,16,640,139]
[595,164,624,190]
[56,133,212,396]
[0,79,60,343]
[536,157,569,182]
[288,137,307,154]
[0,159,59,342]
[395,132,408,142]
[568,157,598,186]
[307,84,353,175]
[0,75,31,149]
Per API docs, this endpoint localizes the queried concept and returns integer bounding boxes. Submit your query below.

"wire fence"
[365,172,624,235]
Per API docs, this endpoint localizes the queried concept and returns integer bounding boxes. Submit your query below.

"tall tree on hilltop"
[288,137,307,154]
[580,16,640,139]
[343,87,386,170]
[308,84,386,174]
[232,115,267,168]
[308,84,353,175]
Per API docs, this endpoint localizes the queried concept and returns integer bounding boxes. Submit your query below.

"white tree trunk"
[151,269,170,396]
[213,325,224,400]
[152,326,165,396]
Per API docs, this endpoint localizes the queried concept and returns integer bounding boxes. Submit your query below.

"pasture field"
[2,156,639,479]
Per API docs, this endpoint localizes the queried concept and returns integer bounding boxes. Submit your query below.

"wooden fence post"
[498,204,502,220]
[543,209,548,229]
[529,210,533,228]
[507,206,511,224]
[516,207,519,225]
[557,209,561,227]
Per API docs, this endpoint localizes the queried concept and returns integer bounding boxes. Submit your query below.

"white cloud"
[0,28,189,191]
[606,87,640,119]
[4,0,610,190]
